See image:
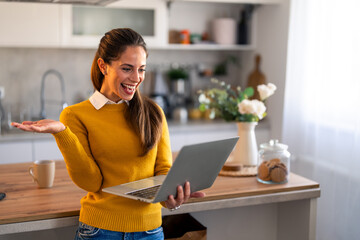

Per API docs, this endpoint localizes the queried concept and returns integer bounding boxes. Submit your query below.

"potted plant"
[167,67,189,81]
[167,67,189,95]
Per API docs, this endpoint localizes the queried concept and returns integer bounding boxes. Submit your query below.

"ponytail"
[91,51,103,91]
[126,91,163,155]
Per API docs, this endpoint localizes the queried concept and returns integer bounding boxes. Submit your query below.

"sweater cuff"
[52,127,77,147]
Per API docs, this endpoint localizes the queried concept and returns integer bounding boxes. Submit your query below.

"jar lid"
[260,139,288,151]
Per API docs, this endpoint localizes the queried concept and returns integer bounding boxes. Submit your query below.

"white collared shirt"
[89,90,129,110]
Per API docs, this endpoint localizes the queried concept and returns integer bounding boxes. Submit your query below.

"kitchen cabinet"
[0,141,32,164]
[0,2,61,47]
[0,137,62,164]
[60,0,167,48]
[0,0,282,49]
[33,139,63,161]
[0,0,167,48]
[59,0,283,50]
[62,0,261,50]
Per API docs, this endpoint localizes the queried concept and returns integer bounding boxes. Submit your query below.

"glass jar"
[257,139,290,184]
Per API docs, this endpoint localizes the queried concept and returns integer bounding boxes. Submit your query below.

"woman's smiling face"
[99,46,147,102]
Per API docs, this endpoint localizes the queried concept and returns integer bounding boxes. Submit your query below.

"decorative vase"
[232,122,258,166]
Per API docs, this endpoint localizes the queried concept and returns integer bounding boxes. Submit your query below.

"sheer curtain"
[283,0,360,239]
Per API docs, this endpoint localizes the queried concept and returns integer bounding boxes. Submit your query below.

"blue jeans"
[74,222,164,240]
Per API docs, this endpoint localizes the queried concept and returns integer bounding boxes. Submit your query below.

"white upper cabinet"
[0,0,282,49]
[60,0,167,48]
[0,2,61,47]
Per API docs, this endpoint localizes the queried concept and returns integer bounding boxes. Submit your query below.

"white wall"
[0,48,94,121]
[254,0,291,140]
[0,48,231,122]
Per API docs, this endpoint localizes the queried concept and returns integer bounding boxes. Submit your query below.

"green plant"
[167,68,189,80]
[198,78,276,122]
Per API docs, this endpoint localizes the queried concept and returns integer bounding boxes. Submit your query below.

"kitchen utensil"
[247,54,266,100]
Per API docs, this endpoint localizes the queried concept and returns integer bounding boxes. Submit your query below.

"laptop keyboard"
[126,185,161,200]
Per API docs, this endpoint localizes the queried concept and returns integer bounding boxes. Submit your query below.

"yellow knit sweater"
[52,100,172,232]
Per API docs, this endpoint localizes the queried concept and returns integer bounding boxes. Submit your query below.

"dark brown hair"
[91,28,163,155]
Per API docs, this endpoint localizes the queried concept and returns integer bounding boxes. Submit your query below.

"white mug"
[29,160,55,188]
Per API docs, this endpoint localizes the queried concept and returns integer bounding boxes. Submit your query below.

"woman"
[12,28,204,240]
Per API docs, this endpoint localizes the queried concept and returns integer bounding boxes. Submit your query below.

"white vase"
[232,122,258,166]
[211,18,237,45]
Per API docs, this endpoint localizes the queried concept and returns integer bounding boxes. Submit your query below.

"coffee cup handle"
[29,167,37,183]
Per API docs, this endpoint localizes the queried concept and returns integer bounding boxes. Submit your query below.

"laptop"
[102,136,239,203]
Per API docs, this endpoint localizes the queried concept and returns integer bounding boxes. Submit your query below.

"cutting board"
[246,54,266,100]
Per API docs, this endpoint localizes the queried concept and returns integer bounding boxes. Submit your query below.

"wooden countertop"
[0,161,319,225]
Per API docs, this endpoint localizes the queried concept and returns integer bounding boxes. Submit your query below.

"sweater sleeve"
[154,109,173,176]
[52,108,103,193]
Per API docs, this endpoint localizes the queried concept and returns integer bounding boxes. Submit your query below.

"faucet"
[40,69,68,119]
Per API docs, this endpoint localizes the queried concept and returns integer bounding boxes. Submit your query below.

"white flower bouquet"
[198,78,276,122]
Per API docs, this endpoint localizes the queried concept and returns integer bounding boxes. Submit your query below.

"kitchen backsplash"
[0,47,245,122]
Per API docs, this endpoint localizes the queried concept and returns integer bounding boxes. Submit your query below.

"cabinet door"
[60,0,167,48]
[0,2,61,47]
[33,139,63,161]
[0,141,32,164]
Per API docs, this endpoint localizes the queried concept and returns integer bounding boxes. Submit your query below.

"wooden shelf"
[149,43,255,51]
[178,0,283,4]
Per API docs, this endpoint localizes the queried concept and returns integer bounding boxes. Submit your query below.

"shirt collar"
[89,90,128,110]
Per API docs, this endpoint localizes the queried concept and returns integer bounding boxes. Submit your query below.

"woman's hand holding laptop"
[164,181,205,211]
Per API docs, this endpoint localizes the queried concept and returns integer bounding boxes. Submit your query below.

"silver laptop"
[102,137,239,203]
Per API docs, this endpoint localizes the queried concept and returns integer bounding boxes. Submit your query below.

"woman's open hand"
[11,119,66,134]
[164,181,205,210]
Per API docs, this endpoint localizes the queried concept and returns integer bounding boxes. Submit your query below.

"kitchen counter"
[0,160,320,240]
[0,130,53,143]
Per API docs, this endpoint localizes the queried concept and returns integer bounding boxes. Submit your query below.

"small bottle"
[180,30,190,44]
[238,9,248,44]
[257,139,290,184]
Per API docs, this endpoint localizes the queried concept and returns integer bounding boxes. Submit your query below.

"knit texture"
[53,100,172,232]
